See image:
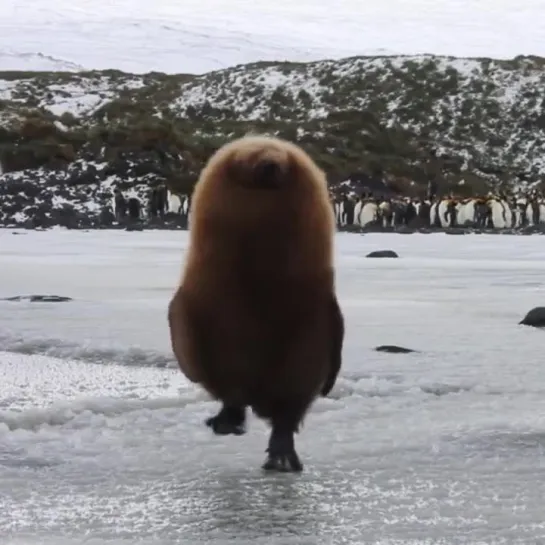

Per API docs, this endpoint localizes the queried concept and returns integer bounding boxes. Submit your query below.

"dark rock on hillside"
[375,345,417,354]
[366,250,399,258]
[519,307,545,328]
[2,295,73,303]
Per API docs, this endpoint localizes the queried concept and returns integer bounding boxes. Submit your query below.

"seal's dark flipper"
[262,428,303,473]
[321,295,345,397]
[205,405,247,436]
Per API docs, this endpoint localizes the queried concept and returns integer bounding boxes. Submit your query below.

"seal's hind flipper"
[321,295,344,397]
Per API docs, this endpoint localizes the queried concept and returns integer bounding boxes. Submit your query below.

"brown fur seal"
[168,134,344,472]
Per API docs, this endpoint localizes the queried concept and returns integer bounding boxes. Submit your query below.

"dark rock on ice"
[366,250,399,258]
[2,295,73,303]
[519,307,545,328]
[375,345,417,354]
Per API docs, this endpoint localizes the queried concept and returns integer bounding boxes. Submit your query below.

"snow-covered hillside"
[2,2,545,229]
[2,0,545,74]
[2,54,545,190]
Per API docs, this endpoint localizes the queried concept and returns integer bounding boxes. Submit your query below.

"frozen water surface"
[1,229,545,544]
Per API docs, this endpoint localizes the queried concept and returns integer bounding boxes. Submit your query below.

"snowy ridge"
[0,50,85,72]
[0,376,512,434]
[0,391,207,432]
[0,331,177,369]
[0,351,521,435]
[0,321,542,434]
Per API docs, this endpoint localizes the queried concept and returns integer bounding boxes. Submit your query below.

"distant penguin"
[404,200,417,225]
[157,185,168,217]
[168,135,345,472]
[127,197,141,220]
[342,195,355,225]
[148,188,158,218]
[418,200,431,227]
[114,189,127,220]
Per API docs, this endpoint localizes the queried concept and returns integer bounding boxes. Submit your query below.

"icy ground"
[1,229,545,544]
[2,0,545,73]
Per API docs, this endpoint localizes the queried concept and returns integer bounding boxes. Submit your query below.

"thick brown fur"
[168,134,344,471]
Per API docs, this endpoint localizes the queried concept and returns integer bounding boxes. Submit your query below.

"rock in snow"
[1,295,73,303]
[374,345,417,354]
[366,250,399,258]
[519,307,545,328]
